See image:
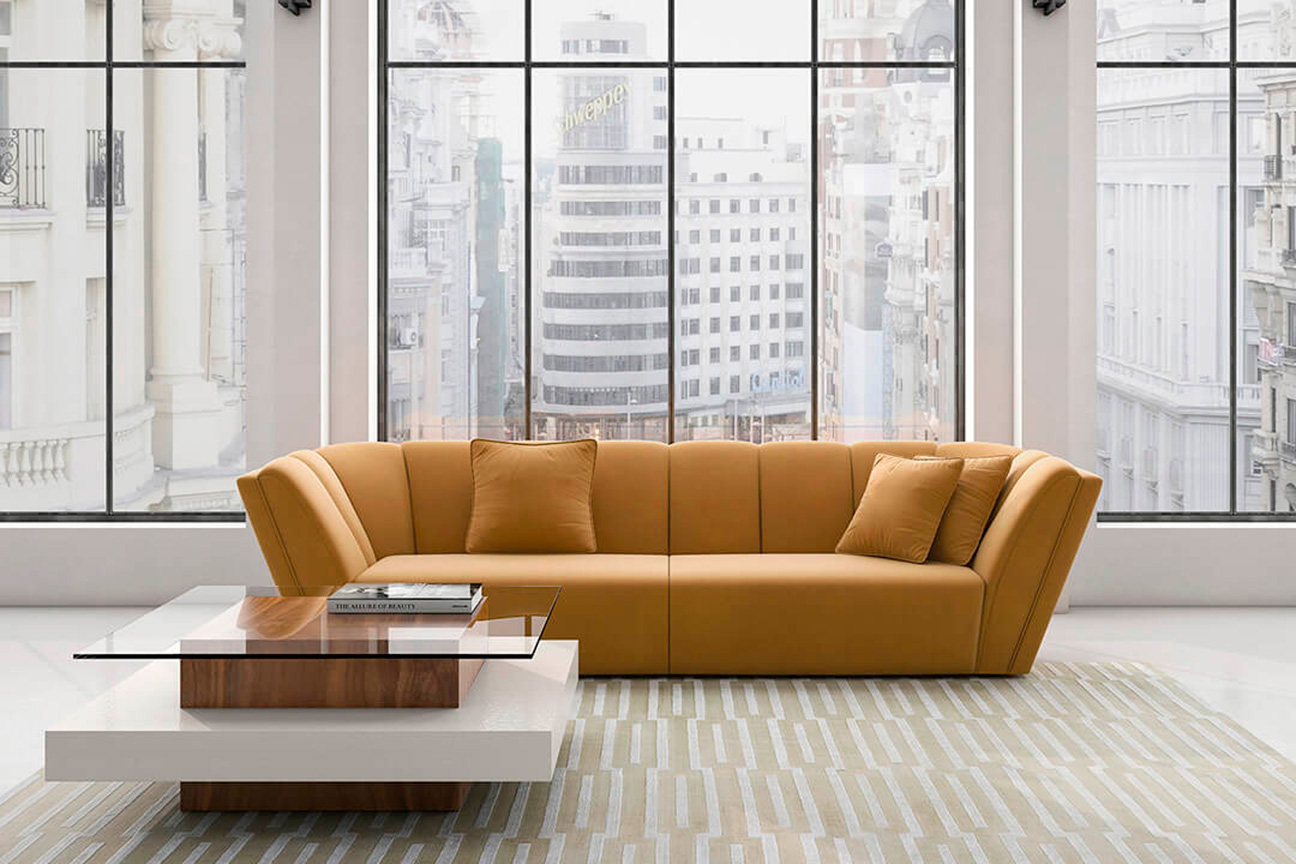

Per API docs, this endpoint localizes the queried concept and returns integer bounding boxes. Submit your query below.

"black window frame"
[0,4,247,523]
[378,0,965,445]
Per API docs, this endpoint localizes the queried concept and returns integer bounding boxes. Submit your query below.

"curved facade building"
[533,14,670,441]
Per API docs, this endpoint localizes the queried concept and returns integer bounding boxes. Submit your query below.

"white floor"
[1,607,1294,796]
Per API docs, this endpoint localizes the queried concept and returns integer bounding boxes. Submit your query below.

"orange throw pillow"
[836,454,964,563]
[465,439,598,553]
[918,455,1013,565]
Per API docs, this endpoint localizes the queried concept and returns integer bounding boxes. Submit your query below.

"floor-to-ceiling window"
[0,1,247,519]
[1096,0,1296,518]
[380,0,963,444]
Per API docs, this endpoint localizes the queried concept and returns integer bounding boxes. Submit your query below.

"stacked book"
[327,583,483,615]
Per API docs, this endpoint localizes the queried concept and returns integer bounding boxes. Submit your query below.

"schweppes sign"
[555,83,631,136]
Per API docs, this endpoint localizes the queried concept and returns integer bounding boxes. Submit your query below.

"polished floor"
[1,607,1294,796]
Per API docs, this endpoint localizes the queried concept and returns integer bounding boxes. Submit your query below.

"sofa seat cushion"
[356,554,668,675]
[669,554,984,675]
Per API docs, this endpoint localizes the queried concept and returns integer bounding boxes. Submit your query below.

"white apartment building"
[673,118,811,442]
[1242,8,1296,512]
[1096,0,1270,512]
[0,0,246,513]
[532,13,670,441]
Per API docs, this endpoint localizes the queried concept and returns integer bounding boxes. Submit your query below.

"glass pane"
[819,0,956,64]
[1235,5,1284,62]
[1096,0,1228,63]
[818,66,956,443]
[111,68,247,513]
[387,0,524,62]
[1095,67,1229,513]
[386,68,527,442]
[2,0,105,61]
[74,585,561,660]
[114,0,246,64]
[677,0,810,62]
[0,70,106,512]
[531,67,669,442]
[532,0,667,63]
[674,69,811,443]
[1240,68,1294,511]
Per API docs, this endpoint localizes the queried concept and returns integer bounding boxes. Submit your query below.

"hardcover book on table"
[327,583,483,615]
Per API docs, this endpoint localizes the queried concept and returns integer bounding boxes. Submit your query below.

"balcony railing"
[86,129,125,208]
[0,128,47,209]
[1265,154,1283,181]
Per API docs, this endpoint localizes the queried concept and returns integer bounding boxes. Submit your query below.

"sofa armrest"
[970,456,1102,674]
[238,456,370,593]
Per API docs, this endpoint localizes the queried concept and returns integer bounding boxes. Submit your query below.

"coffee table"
[45,585,576,811]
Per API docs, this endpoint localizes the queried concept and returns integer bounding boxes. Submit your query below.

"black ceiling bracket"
[278,0,313,15]
[1033,0,1066,15]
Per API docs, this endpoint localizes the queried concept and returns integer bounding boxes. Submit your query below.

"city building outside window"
[381,0,962,446]
[1097,0,1296,517]
[1,0,247,518]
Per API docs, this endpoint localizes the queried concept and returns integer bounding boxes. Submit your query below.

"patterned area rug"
[3,663,1295,863]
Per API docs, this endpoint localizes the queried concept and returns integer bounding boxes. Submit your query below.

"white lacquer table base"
[45,641,578,810]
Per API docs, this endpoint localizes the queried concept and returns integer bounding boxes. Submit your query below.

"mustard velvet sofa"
[237,440,1100,677]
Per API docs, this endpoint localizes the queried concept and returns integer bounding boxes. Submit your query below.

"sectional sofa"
[237,440,1101,676]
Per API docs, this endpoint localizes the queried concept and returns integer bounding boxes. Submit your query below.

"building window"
[380,0,963,447]
[0,331,11,431]
[1097,4,1291,517]
[1,6,248,518]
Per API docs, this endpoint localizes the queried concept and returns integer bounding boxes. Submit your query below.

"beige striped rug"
[3,663,1295,863]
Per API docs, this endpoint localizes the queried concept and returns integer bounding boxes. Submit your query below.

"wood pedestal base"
[180,656,484,708]
[180,781,471,812]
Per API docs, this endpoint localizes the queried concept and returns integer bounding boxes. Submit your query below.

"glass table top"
[74,585,560,660]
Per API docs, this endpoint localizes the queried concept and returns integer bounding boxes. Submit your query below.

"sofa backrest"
[328,439,672,556]
[669,441,761,554]
[317,442,416,559]
[758,442,854,553]
[307,439,1030,558]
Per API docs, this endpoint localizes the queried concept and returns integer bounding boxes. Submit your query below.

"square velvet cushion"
[835,453,964,563]
[918,455,1013,565]
[465,439,599,553]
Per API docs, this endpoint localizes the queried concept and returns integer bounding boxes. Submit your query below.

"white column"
[199,61,232,381]
[144,14,223,470]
